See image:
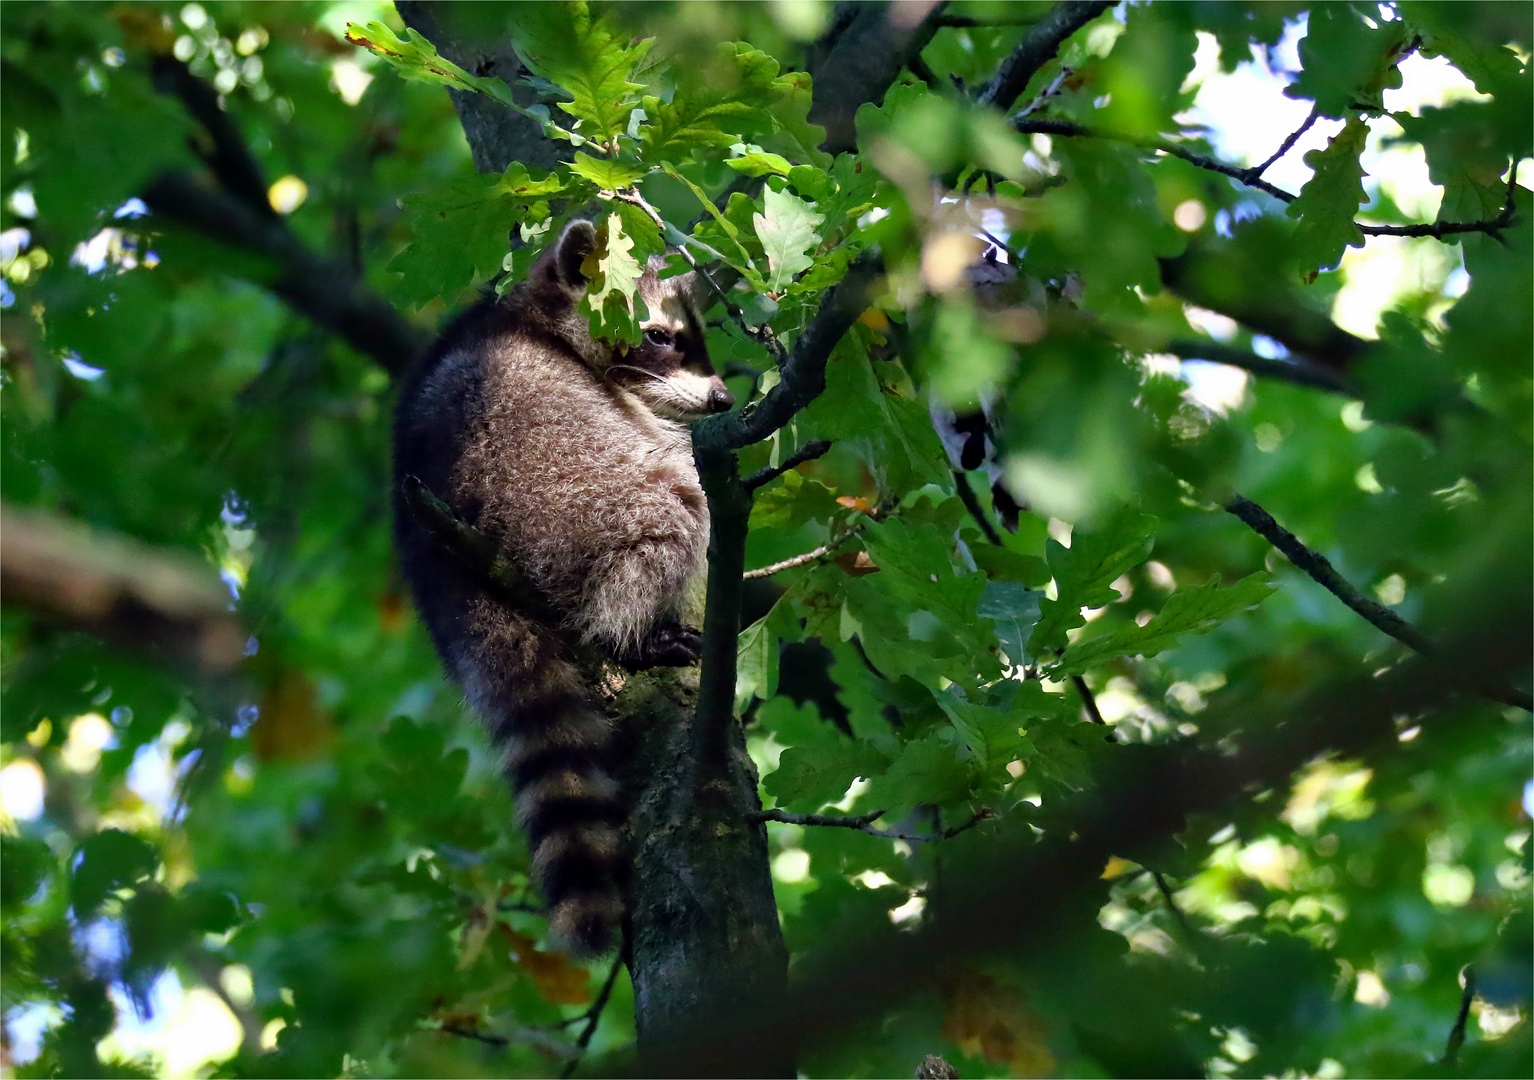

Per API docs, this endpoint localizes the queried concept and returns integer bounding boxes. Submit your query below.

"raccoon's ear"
[545,219,597,293]
[677,271,713,314]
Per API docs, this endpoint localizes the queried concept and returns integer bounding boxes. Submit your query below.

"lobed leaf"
[1053,572,1275,676]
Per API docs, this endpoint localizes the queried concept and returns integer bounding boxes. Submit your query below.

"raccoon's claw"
[618,621,703,670]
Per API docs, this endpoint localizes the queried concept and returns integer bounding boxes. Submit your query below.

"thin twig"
[750,807,994,842]
[441,1023,511,1047]
[1245,103,1318,180]
[744,439,833,491]
[1152,872,1200,946]
[1013,118,1297,203]
[1442,965,1476,1066]
[1012,119,1522,240]
[559,956,623,1078]
[741,523,862,580]
[1014,65,1074,120]
[1225,494,1531,711]
[953,471,1004,547]
[1073,675,1106,725]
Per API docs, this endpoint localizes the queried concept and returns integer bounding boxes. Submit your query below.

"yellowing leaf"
[943,972,1054,1078]
[497,926,592,1005]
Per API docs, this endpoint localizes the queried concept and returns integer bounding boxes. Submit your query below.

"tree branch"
[750,807,994,842]
[558,956,623,1079]
[1247,103,1319,180]
[150,55,274,215]
[394,2,561,175]
[744,439,833,491]
[141,172,428,376]
[808,1,952,155]
[1013,119,1523,239]
[399,475,564,627]
[741,525,861,580]
[1013,118,1297,203]
[1165,337,1356,395]
[693,256,882,456]
[1442,966,1477,1067]
[953,471,1004,546]
[1072,675,1106,726]
[976,1,1115,110]
[1224,494,1531,711]
[0,503,244,673]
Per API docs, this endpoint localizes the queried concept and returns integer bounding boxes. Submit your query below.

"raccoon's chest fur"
[447,337,708,621]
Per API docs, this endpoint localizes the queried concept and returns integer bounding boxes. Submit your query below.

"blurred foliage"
[1,2,1529,1078]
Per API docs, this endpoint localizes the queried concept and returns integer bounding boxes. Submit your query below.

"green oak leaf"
[766,736,890,812]
[978,580,1043,667]
[1029,504,1158,657]
[1053,572,1275,676]
[1284,5,1409,119]
[753,186,824,292]
[727,142,795,178]
[736,616,778,714]
[509,1,653,144]
[583,211,650,343]
[345,22,516,106]
[640,43,794,161]
[932,686,1034,775]
[568,152,649,190]
[859,734,972,818]
[387,164,567,309]
[1286,117,1368,275]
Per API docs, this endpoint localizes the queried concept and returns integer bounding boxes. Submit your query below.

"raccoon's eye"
[643,327,674,347]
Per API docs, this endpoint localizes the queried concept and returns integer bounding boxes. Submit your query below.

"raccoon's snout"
[707,379,735,413]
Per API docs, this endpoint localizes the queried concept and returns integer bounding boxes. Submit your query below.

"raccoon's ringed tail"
[506,697,628,955]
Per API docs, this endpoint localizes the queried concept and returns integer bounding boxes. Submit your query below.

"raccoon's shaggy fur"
[393,220,731,953]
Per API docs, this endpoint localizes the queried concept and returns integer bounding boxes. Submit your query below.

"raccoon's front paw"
[617,621,703,670]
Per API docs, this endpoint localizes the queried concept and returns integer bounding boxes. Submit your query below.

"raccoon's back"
[392,320,629,956]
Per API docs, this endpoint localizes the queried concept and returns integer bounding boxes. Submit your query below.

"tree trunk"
[615,671,790,1078]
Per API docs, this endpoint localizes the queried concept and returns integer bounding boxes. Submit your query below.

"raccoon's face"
[530,220,734,421]
[608,281,734,421]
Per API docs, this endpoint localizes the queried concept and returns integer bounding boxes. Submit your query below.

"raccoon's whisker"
[606,364,666,385]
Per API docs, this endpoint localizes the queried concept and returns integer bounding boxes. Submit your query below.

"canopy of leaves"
[1,2,1528,1079]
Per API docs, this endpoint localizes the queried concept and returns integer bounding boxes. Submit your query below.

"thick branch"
[976,1,1114,110]
[394,2,561,175]
[694,256,882,455]
[399,475,564,626]
[0,503,244,672]
[151,55,273,214]
[141,172,428,376]
[1164,338,1356,395]
[1225,494,1531,711]
[808,1,951,155]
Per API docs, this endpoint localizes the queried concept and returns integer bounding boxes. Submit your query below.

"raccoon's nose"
[707,381,735,413]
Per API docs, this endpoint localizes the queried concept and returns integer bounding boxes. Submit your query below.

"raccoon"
[393,219,732,954]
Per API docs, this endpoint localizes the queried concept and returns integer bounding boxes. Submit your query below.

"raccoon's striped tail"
[505,688,627,955]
